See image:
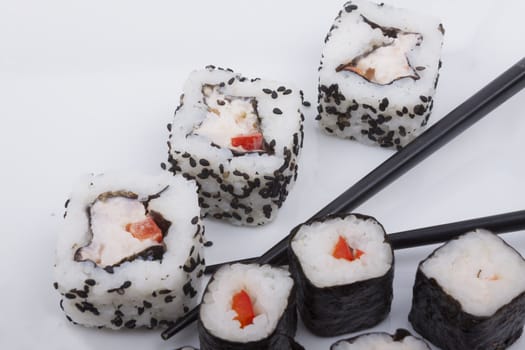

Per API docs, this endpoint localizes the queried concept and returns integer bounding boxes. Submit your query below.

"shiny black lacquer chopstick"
[162,58,525,340]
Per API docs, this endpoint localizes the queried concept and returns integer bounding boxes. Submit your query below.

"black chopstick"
[161,57,525,340]
[388,210,525,249]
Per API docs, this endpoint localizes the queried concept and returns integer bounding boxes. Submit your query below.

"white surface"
[1,0,525,349]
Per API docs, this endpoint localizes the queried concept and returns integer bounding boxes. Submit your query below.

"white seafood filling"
[321,0,443,104]
[200,264,293,342]
[76,197,162,267]
[421,230,525,317]
[333,333,429,350]
[291,215,392,288]
[194,85,261,152]
[341,32,423,85]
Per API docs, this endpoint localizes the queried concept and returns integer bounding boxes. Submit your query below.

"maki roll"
[331,329,430,350]
[198,263,297,349]
[409,229,525,350]
[54,173,205,329]
[317,0,444,149]
[167,66,305,226]
[288,213,394,336]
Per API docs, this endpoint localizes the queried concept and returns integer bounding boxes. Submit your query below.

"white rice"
[291,214,392,288]
[421,229,525,317]
[333,332,429,350]
[200,263,293,342]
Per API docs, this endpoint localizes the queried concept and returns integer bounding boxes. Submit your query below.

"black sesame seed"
[217,99,225,106]
[124,320,136,329]
[345,4,358,12]
[271,91,278,99]
[164,295,174,303]
[414,104,426,116]
[53,282,59,290]
[273,108,283,115]
[189,158,197,167]
[228,77,235,85]
[143,301,152,308]
[122,281,132,289]
[191,216,199,225]
[204,241,213,247]
[65,293,76,299]
[302,100,311,107]
[199,159,210,166]
[262,88,272,94]
[277,86,286,92]
[160,162,166,170]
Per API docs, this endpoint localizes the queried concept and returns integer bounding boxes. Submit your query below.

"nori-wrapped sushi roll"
[331,329,431,349]
[409,229,525,350]
[198,263,298,350]
[288,213,394,336]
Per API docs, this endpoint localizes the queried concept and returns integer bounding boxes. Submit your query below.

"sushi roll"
[54,173,205,329]
[409,229,525,350]
[331,329,431,350]
[166,66,305,226]
[317,0,444,149]
[288,213,394,336]
[198,263,297,349]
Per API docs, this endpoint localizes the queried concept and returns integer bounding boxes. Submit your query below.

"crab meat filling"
[337,16,423,85]
[194,84,265,153]
[75,195,167,267]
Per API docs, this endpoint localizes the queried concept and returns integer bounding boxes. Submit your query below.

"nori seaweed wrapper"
[330,329,431,349]
[409,234,525,350]
[288,213,394,337]
[197,265,298,350]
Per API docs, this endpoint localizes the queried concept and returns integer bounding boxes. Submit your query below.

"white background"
[2,0,525,349]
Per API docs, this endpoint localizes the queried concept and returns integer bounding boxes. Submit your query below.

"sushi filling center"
[74,194,169,268]
[194,84,265,153]
[232,289,256,328]
[336,16,423,85]
[333,235,364,262]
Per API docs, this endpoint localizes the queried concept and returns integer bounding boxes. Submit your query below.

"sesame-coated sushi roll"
[288,213,394,336]
[54,173,205,329]
[317,0,444,149]
[331,329,431,350]
[198,263,298,350]
[167,66,305,226]
[409,230,525,350]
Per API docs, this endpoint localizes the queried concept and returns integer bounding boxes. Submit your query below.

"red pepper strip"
[333,236,354,261]
[354,249,365,259]
[231,133,263,151]
[332,235,365,261]
[232,290,255,328]
[125,216,163,243]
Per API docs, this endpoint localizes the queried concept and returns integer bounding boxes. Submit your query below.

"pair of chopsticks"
[162,57,525,341]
